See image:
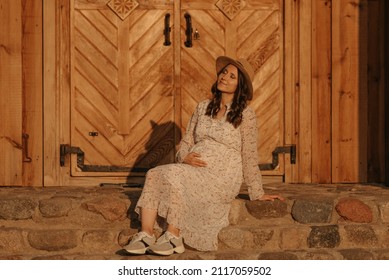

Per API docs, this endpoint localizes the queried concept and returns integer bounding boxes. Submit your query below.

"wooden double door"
[65,0,284,183]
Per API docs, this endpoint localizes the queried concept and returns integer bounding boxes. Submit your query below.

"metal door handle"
[163,13,171,46]
[184,13,192,47]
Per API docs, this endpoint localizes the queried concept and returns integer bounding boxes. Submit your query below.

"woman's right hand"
[183,152,207,167]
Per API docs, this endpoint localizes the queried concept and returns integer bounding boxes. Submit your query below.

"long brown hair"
[205,67,251,128]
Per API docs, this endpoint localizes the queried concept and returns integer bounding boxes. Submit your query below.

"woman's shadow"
[124,120,182,230]
[129,120,181,173]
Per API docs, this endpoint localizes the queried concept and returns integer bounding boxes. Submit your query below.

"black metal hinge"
[258,145,296,171]
[59,144,149,173]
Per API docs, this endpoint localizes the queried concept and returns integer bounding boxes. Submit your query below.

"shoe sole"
[149,245,185,256]
[124,247,148,255]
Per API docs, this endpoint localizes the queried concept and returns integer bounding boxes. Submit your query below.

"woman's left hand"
[257,194,285,201]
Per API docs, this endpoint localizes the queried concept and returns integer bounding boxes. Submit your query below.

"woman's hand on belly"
[183,152,208,167]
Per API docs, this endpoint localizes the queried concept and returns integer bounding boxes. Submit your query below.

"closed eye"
[221,69,236,79]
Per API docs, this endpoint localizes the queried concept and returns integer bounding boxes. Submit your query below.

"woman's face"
[217,64,239,94]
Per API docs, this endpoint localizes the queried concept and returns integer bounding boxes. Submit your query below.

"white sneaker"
[148,231,185,256]
[123,232,156,255]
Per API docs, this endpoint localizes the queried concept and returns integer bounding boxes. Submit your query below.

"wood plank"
[385,0,389,185]
[22,0,43,186]
[74,88,122,150]
[79,9,117,46]
[276,0,285,176]
[238,10,278,57]
[359,0,368,182]
[174,0,182,149]
[74,52,118,107]
[44,0,69,186]
[118,17,130,135]
[74,111,124,165]
[225,17,237,57]
[128,10,166,45]
[311,0,331,183]
[283,0,298,182]
[0,0,23,186]
[43,0,56,185]
[298,0,312,183]
[367,0,385,182]
[74,72,118,124]
[59,0,73,185]
[187,10,225,54]
[75,10,118,69]
[332,0,367,182]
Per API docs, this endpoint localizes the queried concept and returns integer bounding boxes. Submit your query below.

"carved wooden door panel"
[67,0,284,180]
[70,0,175,176]
[180,0,285,176]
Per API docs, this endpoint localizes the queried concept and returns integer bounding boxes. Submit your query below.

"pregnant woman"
[124,55,284,256]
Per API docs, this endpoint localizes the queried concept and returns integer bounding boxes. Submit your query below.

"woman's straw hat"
[216,56,254,99]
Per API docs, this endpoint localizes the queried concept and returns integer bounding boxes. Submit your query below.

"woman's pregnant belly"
[190,140,241,172]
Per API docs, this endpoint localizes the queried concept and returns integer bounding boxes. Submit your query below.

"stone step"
[0,184,388,259]
[6,248,389,260]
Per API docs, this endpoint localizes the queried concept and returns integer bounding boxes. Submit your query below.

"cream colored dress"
[135,99,264,251]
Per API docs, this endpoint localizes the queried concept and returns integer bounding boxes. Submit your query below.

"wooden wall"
[285,0,387,183]
[0,0,42,186]
[0,0,23,186]
[0,0,387,186]
[22,0,43,186]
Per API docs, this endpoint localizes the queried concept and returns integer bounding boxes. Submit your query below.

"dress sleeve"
[176,102,201,163]
[240,107,265,200]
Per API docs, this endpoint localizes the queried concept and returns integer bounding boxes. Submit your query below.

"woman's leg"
[140,208,157,235]
[167,224,180,237]
[141,207,180,236]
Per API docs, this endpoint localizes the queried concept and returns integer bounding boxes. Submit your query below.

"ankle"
[141,230,154,237]
[167,226,180,237]
[166,230,180,239]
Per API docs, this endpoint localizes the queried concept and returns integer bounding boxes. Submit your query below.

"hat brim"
[216,56,253,100]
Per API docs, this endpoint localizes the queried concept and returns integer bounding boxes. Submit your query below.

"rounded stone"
[39,197,73,218]
[28,230,78,251]
[292,200,333,224]
[83,197,128,221]
[82,230,115,252]
[335,198,373,223]
[0,199,37,220]
[245,199,288,219]
[307,225,340,248]
[0,229,26,253]
[218,228,253,249]
[344,225,378,246]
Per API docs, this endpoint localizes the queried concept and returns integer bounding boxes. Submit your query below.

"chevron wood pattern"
[181,3,282,166]
[71,4,175,171]
[69,0,282,177]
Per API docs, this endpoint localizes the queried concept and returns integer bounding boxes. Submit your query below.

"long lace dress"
[135,99,264,251]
